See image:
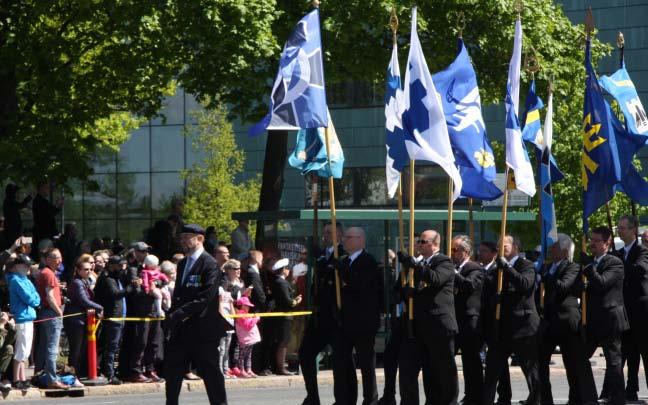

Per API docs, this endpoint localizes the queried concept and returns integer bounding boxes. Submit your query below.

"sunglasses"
[417,240,431,245]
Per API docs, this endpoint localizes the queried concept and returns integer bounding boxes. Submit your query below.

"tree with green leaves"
[0,0,277,184]
[182,105,260,244]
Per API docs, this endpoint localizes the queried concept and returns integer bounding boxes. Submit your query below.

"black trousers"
[538,330,597,405]
[456,316,483,405]
[129,320,161,375]
[587,336,624,405]
[622,328,648,396]
[298,317,350,405]
[64,321,87,378]
[381,316,403,400]
[399,328,458,405]
[336,333,378,405]
[165,337,226,405]
[483,335,540,405]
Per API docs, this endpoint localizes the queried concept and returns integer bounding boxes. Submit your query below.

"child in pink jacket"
[234,296,261,378]
[141,255,170,317]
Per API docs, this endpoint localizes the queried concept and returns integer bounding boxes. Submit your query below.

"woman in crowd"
[220,259,246,378]
[270,258,302,376]
[63,258,103,385]
[76,253,99,290]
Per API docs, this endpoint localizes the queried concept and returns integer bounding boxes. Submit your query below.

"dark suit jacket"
[454,260,484,320]
[484,256,539,341]
[584,254,629,339]
[540,260,581,335]
[271,277,295,314]
[339,250,384,336]
[94,271,133,319]
[170,249,224,342]
[312,245,345,326]
[412,253,458,336]
[244,266,266,312]
[614,242,648,331]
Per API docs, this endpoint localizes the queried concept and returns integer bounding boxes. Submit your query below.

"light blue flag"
[433,39,502,201]
[539,92,557,266]
[505,18,535,197]
[402,7,462,201]
[600,65,648,136]
[249,9,328,136]
[288,110,344,178]
[385,42,408,198]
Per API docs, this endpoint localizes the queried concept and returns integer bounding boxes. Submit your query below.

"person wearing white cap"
[270,258,302,376]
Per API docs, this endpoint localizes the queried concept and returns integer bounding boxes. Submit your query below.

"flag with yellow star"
[582,37,648,232]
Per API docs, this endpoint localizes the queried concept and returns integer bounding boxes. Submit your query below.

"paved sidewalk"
[0,349,628,401]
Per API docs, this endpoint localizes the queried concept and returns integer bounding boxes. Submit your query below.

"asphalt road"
[4,368,633,404]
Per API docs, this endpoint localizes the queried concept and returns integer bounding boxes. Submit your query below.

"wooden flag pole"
[495,167,511,324]
[447,178,454,256]
[468,198,475,246]
[581,234,588,330]
[408,159,415,336]
[323,126,341,310]
[311,174,319,304]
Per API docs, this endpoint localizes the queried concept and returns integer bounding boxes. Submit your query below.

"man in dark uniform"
[451,235,484,405]
[165,224,226,405]
[482,235,540,405]
[580,226,628,405]
[479,241,512,405]
[299,222,351,405]
[335,227,384,405]
[614,215,648,401]
[397,229,458,405]
[538,234,597,405]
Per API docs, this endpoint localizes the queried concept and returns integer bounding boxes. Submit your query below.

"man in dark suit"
[32,182,62,246]
[538,234,597,405]
[165,224,226,405]
[397,229,458,405]
[614,215,648,401]
[245,250,266,311]
[451,235,484,405]
[335,227,383,405]
[299,222,351,405]
[479,241,512,405]
[580,226,629,405]
[482,235,540,405]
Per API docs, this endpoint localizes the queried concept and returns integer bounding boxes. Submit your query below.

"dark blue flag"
[582,38,648,232]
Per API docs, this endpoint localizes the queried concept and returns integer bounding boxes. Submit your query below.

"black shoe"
[378,396,397,405]
[301,397,320,405]
[109,377,123,385]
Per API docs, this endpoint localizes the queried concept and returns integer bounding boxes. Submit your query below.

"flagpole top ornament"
[312,0,320,8]
[547,79,553,95]
[389,8,399,42]
[524,48,540,77]
[584,7,594,37]
[617,32,625,48]
[456,11,466,38]
[515,0,523,17]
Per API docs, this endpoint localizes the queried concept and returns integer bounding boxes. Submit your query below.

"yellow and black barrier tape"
[224,311,312,319]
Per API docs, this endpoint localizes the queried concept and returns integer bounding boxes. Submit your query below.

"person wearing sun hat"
[234,296,261,378]
[270,258,302,376]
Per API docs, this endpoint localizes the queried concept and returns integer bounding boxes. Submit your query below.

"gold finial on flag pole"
[524,48,540,80]
[390,8,398,44]
[584,7,594,37]
[617,31,625,49]
[312,0,320,8]
[456,11,466,38]
[515,0,523,18]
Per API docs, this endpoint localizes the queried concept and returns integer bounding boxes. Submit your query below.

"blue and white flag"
[505,18,535,197]
[249,9,328,136]
[540,92,558,265]
[521,81,564,183]
[288,110,344,178]
[402,7,462,201]
[385,42,408,198]
[433,39,502,201]
[600,65,648,136]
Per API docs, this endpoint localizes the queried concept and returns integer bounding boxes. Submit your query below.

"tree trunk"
[255,129,288,253]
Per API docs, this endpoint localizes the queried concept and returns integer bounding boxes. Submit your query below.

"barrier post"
[84,310,106,386]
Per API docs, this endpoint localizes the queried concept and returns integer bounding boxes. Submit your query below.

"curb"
[0,363,612,400]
